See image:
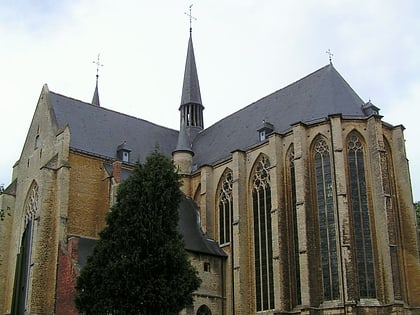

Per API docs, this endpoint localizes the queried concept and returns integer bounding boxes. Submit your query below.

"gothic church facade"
[1,30,420,315]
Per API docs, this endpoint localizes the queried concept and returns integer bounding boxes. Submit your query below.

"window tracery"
[287,146,301,306]
[252,155,274,311]
[313,137,339,301]
[347,132,376,298]
[218,170,233,245]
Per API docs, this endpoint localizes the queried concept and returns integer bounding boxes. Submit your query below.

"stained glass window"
[287,146,301,306]
[382,141,402,300]
[313,137,339,301]
[347,133,376,298]
[218,170,233,245]
[11,182,39,314]
[253,155,274,311]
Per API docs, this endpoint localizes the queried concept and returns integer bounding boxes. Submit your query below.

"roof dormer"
[117,142,131,163]
[257,120,274,141]
[362,100,380,116]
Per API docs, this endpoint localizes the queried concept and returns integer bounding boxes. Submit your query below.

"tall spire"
[91,54,103,106]
[180,33,203,108]
[173,6,203,173]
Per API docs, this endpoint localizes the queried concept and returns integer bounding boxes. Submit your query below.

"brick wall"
[56,238,79,315]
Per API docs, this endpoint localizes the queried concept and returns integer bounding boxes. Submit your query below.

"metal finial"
[93,53,104,79]
[184,4,197,33]
[326,49,334,64]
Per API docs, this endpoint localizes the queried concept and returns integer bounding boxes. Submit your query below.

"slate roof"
[178,195,226,257]
[47,63,369,168]
[48,91,178,163]
[192,64,369,166]
[180,33,202,107]
[76,195,226,262]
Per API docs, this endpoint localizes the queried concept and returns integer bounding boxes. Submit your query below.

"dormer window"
[257,120,274,142]
[362,100,380,116]
[122,151,129,162]
[116,142,131,163]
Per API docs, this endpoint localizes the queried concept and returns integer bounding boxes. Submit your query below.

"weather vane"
[93,53,104,79]
[326,49,334,64]
[184,4,197,33]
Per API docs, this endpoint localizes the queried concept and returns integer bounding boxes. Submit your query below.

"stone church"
[1,28,420,315]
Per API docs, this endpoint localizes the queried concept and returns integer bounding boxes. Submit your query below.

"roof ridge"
[197,64,333,136]
[48,90,178,132]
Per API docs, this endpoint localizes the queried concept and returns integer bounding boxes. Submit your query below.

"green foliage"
[75,151,201,315]
[415,201,420,234]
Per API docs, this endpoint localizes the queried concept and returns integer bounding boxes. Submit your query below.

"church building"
[1,26,420,315]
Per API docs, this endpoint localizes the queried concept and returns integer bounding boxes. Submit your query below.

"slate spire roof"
[180,32,202,107]
[175,30,204,153]
[91,75,100,106]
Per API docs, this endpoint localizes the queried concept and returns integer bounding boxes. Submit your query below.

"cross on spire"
[184,4,197,33]
[326,49,334,64]
[93,53,103,79]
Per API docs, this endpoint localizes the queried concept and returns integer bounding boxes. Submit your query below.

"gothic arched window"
[197,304,212,315]
[218,170,233,245]
[382,139,403,300]
[252,155,274,311]
[347,132,376,298]
[287,145,301,306]
[12,182,39,314]
[313,137,339,301]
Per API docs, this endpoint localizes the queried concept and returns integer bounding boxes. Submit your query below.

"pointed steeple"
[91,54,102,106]
[178,31,204,140]
[91,75,100,106]
[173,25,204,174]
[180,32,203,108]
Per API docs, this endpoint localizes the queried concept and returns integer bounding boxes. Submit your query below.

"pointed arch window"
[313,137,339,301]
[252,155,274,311]
[218,170,233,245]
[287,145,301,306]
[381,140,402,300]
[12,182,39,314]
[197,304,212,315]
[347,132,376,298]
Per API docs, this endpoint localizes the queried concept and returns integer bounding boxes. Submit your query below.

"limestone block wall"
[194,115,420,314]
[188,252,225,315]
[0,193,15,313]
[67,152,110,238]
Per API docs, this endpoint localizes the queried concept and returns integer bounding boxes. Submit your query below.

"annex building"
[1,28,420,315]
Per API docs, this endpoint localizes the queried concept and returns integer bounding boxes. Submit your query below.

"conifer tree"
[75,151,201,315]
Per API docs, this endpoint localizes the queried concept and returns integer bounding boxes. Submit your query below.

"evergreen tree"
[75,151,201,315]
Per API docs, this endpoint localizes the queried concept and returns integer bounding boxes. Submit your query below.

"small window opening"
[34,135,40,149]
[122,151,129,162]
[257,120,274,142]
[117,142,131,163]
[204,262,211,272]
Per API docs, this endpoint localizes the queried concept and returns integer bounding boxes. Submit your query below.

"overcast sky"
[1,0,419,201]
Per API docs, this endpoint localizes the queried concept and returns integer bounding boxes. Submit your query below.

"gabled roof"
[192,64,368,166]
[48,91,178,162]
